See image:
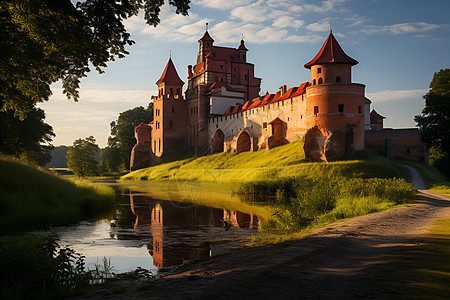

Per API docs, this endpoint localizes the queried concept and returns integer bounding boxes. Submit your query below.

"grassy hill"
[121,142,410,183]
[0,157,115,233]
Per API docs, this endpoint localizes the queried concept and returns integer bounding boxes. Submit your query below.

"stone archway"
[211,129,225,153]
[303,126,331,162]
[236,131,251,153]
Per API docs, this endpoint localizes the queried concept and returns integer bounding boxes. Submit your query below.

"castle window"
[263,122,267,129]
[169,121,172,128]
[358,105,362,114]
[407,148,410,155]
[272,126,275,135]
[158,139,161,152]
[301,115,303,119]
[318,77,323,84]
[317,67,322,74]
[234,68,236,71]
[170,88,173,95]
[177,88,180,95]
[244,74,248,81]
[338,104,344,113]
[220,65,223,70]
[154,140,156,152]
[172,107,175,113]
[313,79,316,85]
[314,106,319,115]
[220,78,223,82]
[336,76,341,83]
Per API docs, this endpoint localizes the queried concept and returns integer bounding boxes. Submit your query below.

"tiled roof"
[198,30,214,42]
[304,32,358,69]
[370,109,385,119]
[207,81,239,92]
[268,117,283,124]
[135,123,150,130]
[156,58,184,85]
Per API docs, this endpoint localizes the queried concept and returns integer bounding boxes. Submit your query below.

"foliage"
[0,235,91,299]
[100,145,122,173]
[0,0,190,118]
[106,103,153,171]
[0,100,54,165]
[415,68,450,176]
[0,157,115,233]
[239,176,416,232]
[67,136,100,177]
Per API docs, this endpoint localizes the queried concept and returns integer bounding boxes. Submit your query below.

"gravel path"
[79,167,450,299]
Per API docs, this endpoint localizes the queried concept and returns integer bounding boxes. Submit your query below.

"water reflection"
[110,192,264,269]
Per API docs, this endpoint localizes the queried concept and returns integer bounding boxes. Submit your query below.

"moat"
[30,182,272,274]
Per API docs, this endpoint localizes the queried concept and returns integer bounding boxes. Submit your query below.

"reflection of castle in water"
[125,194,264,268]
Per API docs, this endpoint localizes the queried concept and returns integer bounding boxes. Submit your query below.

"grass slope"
[0,158,115,233]
[122,142,409,183]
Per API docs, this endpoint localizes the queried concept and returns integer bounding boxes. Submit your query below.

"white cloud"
[366,89,428,103]
[194,0,252,10]
[306,19,330,32]
[362,22,448,35]
[212,21,289,44]
[273,17,305,29]
[285,34,322,43]
[231,4,270,22]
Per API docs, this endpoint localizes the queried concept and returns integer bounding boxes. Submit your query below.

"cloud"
[212,21,289,44]
[194,0,252,10]
[362,22,448,35]
[39,88,156,147]
[366,89,428,103]
[285,34,322,43]
[306,19,331,32]
[273,17,305,29]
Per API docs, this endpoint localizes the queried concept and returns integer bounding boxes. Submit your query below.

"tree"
[99,146,121,173]
[0,100,55,165]
[0,0,190,119]
[66,136,100,177]
[415,68,450,176]
[106,103,153,170]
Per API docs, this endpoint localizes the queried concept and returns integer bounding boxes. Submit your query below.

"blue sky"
[39,0,450,147]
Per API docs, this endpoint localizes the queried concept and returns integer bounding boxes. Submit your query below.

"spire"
[198,30,214,43]
[304,32,358,69]
[156,57,184,85]
[238,39,248,51]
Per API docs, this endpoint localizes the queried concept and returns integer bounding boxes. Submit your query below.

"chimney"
[279,85,287,95]
[188,65,193,77]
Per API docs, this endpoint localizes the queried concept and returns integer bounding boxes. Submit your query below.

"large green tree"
[105,103,153,171]
[415,68,450,176]
[66,136,100,177]
[0,0,190,119]
[0,100,55,165]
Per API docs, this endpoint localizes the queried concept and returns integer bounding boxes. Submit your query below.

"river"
[30,181,273,275]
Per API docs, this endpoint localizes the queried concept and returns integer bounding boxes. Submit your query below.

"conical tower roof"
[156,58,184,85]
[304,32,358,69]
[198,30,214,43]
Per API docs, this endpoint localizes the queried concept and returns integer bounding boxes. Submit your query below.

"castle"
[130,30,426,170]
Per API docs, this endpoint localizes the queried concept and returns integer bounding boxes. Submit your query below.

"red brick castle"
[130,30,426,170]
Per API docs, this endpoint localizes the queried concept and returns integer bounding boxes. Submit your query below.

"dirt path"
[79,168,450,299]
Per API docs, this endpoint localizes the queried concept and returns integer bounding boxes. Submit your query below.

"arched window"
[336,76,341,83]
[318,77,323,84]
[313,79,316,85]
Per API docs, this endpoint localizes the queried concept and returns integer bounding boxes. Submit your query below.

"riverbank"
[75,171,450,299]
[0,157,116,233]
[121,142,410,183]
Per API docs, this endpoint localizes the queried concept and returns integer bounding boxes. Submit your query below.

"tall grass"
[0,158,116,234]
[238,176,416,232]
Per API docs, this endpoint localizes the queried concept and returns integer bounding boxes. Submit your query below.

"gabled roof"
[370,109,385,119]
[207,81,240,93]
[198,30,214,42]
[156,58,184,85]
[269,117,283,124]
[304,32,358,69]
[223,106,235,116]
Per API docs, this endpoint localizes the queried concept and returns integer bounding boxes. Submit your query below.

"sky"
[38,0,450,147]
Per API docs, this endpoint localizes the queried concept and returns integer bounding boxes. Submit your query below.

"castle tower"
[152,57,187,158]
[197,30,214,64]
[303,32,365,161]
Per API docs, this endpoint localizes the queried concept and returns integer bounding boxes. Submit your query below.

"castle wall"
[208,94,308,152]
